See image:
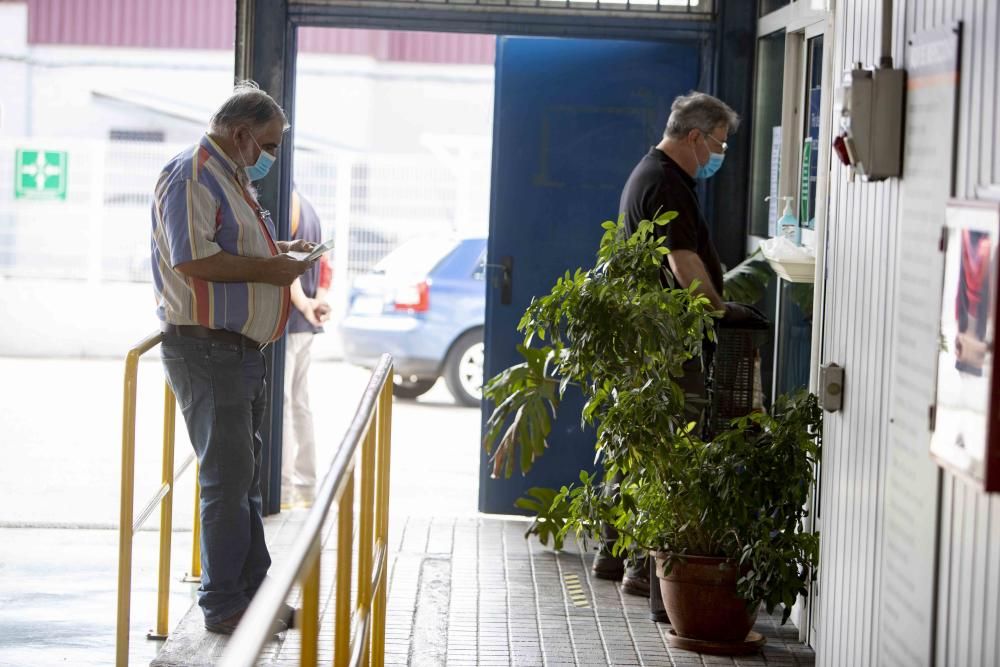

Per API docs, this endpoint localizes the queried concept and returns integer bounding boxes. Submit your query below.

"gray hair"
[664,92,740,139]
[209,80,289,135]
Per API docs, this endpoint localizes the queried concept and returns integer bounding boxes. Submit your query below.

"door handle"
[486,256,513,305]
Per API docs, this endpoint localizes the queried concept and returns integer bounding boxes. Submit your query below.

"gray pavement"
[0,527,197,667]
[0,357,479,666]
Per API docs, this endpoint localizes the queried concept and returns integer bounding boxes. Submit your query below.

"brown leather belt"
[161,323,263,348]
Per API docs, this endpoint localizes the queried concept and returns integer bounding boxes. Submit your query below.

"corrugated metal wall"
[297,27,495,64]
[25,0,495,64]
[819,0,1000,666]
[930,0,1000,665]
[27,0,235,50]
[816,0,902,664]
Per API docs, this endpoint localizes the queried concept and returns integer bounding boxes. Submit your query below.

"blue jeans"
[161,334,271,624]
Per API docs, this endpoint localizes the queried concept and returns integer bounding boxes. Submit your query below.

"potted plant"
[482,214,822,654]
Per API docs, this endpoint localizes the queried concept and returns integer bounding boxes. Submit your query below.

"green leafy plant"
[483,212,717,479]
[547,392,822,622]
[722,251,774,306]
[513,487,573,550]
[482,214,822,624]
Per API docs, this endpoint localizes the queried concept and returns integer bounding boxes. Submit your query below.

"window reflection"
[749,31,785,238]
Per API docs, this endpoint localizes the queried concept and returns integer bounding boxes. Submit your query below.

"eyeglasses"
[705,133,728,153]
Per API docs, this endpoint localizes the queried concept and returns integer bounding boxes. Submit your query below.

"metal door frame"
[235,0,755,514]
[747,0,834,647]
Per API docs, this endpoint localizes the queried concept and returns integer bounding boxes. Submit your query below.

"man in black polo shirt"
[622,91,735,308]
[596,91,753,596]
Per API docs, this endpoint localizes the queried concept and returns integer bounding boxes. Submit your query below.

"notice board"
[931,200,1000,491]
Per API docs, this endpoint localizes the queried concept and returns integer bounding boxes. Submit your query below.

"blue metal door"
[480,36,702,514]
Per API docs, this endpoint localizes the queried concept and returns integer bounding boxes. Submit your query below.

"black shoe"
[592,551,625,580]
[205,607,290,638]
[648,557,669,623]
[621,562,650,597]
[279,603,299,630]
[205,610,245,635]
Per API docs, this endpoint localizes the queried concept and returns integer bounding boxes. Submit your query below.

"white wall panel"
[819,0,1000,665]
[815,1,898,664]
[932,0,1000,663]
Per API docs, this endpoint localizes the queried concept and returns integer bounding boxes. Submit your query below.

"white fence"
[0,136,491,320]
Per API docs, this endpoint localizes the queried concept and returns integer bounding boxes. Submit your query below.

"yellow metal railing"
[219,354,394,667]
[115,332,201,667]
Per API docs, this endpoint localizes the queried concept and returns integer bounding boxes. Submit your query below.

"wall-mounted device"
[832,0,907,182]
[834,65,906,181]
[818,362,845,413]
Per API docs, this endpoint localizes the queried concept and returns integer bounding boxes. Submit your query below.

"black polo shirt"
[619,147,724,294]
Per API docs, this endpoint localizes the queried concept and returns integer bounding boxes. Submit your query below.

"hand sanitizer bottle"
[778,197,800,245]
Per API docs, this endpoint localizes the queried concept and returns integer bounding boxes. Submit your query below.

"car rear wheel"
[393,376,437,400]
[444,329,484,407]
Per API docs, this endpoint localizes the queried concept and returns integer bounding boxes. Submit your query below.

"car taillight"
[394,281,430,312]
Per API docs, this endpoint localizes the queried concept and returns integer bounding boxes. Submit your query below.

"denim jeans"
[161,334,271,624]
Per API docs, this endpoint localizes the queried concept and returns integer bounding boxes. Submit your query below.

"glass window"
[373,237,459,276]
[799,35,823,230]
[775,281,813,394]
[473,250,486,281]
[748,30,786,238]
[759,0,791,17]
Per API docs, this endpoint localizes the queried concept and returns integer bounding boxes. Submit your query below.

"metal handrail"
[219,354,394,667]
[131,451,196,533]
[115,332,202,666]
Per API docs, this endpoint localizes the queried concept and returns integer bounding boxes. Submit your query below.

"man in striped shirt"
[151,82,312,636]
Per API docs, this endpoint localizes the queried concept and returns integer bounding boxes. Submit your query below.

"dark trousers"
[161,335,271,624]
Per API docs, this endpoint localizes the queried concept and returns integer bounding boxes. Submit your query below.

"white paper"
[288,238,335,262]
[768,126,782,238]
[759,236,816,262]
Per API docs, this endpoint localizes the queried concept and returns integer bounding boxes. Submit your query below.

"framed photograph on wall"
[931,199,1000,491]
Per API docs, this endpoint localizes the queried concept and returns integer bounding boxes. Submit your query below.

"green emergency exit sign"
[15,149,68,200]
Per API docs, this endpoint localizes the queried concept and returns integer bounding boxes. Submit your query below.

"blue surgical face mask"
[241,132,276,181]
[693,136,725,179]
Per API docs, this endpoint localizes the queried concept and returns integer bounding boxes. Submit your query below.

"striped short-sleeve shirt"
[151,135,290,344]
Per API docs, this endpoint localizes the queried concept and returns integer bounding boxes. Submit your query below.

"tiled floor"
[3,359,814,667]
[156,513,815,666]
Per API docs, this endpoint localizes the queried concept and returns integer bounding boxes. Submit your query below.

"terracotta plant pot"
[654,551,758,643]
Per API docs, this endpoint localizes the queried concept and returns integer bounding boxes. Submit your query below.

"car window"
[473,249,486,281]
[373,238,459,276]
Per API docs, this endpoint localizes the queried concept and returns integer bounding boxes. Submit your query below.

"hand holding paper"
[288,238,335,262]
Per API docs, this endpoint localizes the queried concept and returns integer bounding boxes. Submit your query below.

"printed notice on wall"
[930,201,1000,489]
[878,23,962,667]
[768,126,782,238]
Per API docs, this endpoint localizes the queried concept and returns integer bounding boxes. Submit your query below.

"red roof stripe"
[27,0,494,64]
